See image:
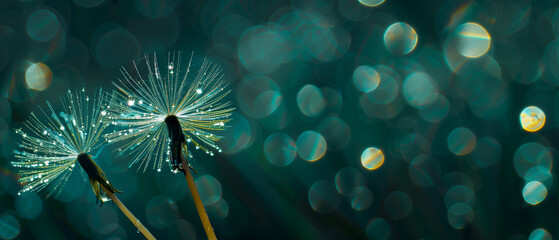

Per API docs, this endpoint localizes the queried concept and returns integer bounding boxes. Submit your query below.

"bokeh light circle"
[95,28,140,68]
[297,85,326,117]
[237,75,282,118]
[238,25,289,74]
[513,142,553,178]
[73,0,105,8]
[359,0,386,7]
[207,198,230,219]
[88,205,118,234]
[335,167,365,196]
[15,193,42,219]
[455,22,491,58]
[25,63,52,91]
[361,147,384,170]
[264,132,297,166]
[145,196,179,229]
[308,181,340,213]
[0,214,19,239]
[384,22,418,55]
[27,9,59,42]
[220,112,254,154]
[365,218,390,240]
[349,187,373,211]
[296,131,327,162]
[155,170,186,201]
[444,185,475,209]
[317,117,351,151]
[135,0,178,18]
[523,181,547,205]
[195,175,223,206]
[384,191,413,220]
[418,95,450,123]
[447,202,474,229]
[529,228,552,240]
[353,65,380,93]
[520,106,546,132]
[365,65,400,104]
[525,166,554,189]
[403,72,439,107]
[472,137,501,168]
[447,127,477,156]
[409,154,441,187]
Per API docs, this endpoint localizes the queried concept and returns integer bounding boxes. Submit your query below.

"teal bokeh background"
[1,0,559,239]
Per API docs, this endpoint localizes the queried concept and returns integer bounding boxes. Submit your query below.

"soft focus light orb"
[335,167,364,196]
[145,196,179,229]
[221,112,253,154]
[73,0,105,8]
[514,142,553,178]
[15,193,42,219]
[365,218,391,240]
[361,147,384,170]
[95,29,140,68]
[238,26,289,74]
[206,198,230,219]
[296,131,327,162]
[25,63,52,91]
[520,106,546,132]
[27,9,59,42]
[384,191,413,220]
[403,72,439,107]
[350,187,373,211]
[297,85,326,117]
[318,117,351,151]
[444,185,475,209]
[237,75,282,118]
[195,175,223,206]
[419,95,450,123]
[447,127,477,156]
[523,181,547,205]
[525,166,554,189]
[88,205,118,233]
[472,137,501,168]
[409,154,441,187]
[447,202,474,229]
[455,22,491,58]
[529,228,552,240]
[308,181,340,213]
[359,0,385,7]
[264,133,297,166]
[353,65,380,93]
[384,22,418,55]
[0,214,19,239]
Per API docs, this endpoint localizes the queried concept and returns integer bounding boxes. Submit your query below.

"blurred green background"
[1,0,559,239]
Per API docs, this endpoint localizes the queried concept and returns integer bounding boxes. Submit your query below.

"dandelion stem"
[181,143,217,240]
[100,185,156,240]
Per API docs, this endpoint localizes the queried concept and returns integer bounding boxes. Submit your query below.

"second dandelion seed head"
[11,89,120,204]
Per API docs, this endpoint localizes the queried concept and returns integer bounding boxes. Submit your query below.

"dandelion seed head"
[105,51,234,172]
[11,88,112,197]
